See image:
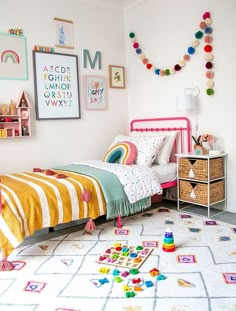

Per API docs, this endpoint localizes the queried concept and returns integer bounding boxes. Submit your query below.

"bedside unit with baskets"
[176,153,227,218]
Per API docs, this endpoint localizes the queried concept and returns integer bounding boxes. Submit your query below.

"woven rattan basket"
[178,157,224,181]
[179,180,225,205]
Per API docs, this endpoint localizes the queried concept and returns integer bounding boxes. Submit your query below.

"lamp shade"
[176,94,194,111]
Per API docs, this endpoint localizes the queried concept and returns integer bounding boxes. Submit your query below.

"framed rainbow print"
[0,32,28,80]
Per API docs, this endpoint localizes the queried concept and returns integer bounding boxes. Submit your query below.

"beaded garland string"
[129,12,214,96]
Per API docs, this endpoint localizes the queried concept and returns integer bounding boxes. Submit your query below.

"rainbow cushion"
[103,141,137,165]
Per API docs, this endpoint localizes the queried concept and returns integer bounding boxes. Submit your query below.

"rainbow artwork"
[1,50,20,64]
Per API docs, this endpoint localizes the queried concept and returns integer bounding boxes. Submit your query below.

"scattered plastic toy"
[126,291,135,298]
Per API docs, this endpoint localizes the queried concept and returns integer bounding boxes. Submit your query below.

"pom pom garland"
[128,11,214,95]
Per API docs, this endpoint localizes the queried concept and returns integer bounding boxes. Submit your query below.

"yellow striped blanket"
[0,170,106,257]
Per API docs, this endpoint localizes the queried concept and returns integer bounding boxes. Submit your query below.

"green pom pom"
[195,31,204,39]
[165,69,170,75]
[206,88,214,95]
[129,32,135,38]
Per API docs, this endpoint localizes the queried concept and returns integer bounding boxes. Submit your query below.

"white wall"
[0,0,129,173]
[1,0,236,214]
[124,0,236,213]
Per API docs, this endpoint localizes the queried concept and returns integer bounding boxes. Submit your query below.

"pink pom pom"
[199,21,207,29]
[81,190,92,202]
[142,58,149,65]
[133,42,139,49]
[183,54,190,61]
[205,71,214,79]
[203,12,211,20]
[204,35,213,44]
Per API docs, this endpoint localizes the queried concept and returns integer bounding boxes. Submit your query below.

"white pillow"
[155,132,177,165]
[110,134,166,167]
[130,131,177,165]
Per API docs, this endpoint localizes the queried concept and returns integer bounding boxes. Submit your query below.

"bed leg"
[116,215,122,228]
[0,256,14,271]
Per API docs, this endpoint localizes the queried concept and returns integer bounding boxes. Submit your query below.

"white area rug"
[0,207,236,311]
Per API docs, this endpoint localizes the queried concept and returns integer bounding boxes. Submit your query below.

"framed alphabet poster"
[84,75,107,110]
[0,32,28,80]
[32,51,80,120]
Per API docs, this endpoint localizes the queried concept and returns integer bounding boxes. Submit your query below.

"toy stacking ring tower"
[162,228,176,252]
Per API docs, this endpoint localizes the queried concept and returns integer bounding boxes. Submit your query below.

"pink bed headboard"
[130,116,191,155]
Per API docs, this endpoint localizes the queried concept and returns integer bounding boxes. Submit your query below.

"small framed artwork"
[32,51,80,120]
[54,18,74,49]
[0,32,28,80]
[109,65,125,89]
[84,75,107,110]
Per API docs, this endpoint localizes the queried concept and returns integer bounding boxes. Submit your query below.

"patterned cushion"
[103,141,137,165]
[109,134,166,167]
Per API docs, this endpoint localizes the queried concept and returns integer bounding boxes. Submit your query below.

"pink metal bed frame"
[130,116,192,191]
[0,117,191,212]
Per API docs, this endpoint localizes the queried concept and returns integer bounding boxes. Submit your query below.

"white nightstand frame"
[176,153,227,218]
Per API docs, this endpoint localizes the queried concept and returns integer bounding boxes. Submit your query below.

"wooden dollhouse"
[0,91,31,138]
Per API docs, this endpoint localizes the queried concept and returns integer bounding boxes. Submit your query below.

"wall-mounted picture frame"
[32,51,80,120]
[54,18,74,49]
[84,75,107,110]
[0,32,28,80]
[109,65,125,89]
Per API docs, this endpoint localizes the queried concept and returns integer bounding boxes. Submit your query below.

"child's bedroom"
[0,0,235,310]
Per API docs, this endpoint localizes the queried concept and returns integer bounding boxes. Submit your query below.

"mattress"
[151,162,177,184]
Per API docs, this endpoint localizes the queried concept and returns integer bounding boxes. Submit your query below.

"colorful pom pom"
[139,54,145,60]
[159,70,165,76]
[146,63,152,70]
[207,80,214,88]
[174,64,181,71]
[129,32,135,38]
[179,60,186,67]
[206,88,214,95]
[165,69,170,75]
[195,31,204,39]
[204,45,212,52]
[204,35,213,44]
[199,21,207,29]
[183,54,190,61]
[205,18,212,26]
[205,71,214,79]
[205,27,213,34]
[142,58,149,65]
[155,69,160,75]
[205,53,214,61]
[205,62,213,69]
[203,12,211,19]
[136,48,142,54]
[187,47,195,55]
[192,40,200,47]
[133,42,139,49]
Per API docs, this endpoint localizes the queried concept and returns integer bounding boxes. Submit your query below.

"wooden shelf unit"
[0,91,31,138]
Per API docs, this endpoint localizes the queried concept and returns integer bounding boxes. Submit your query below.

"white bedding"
[151,162,177,184]
[74,160,163,204]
